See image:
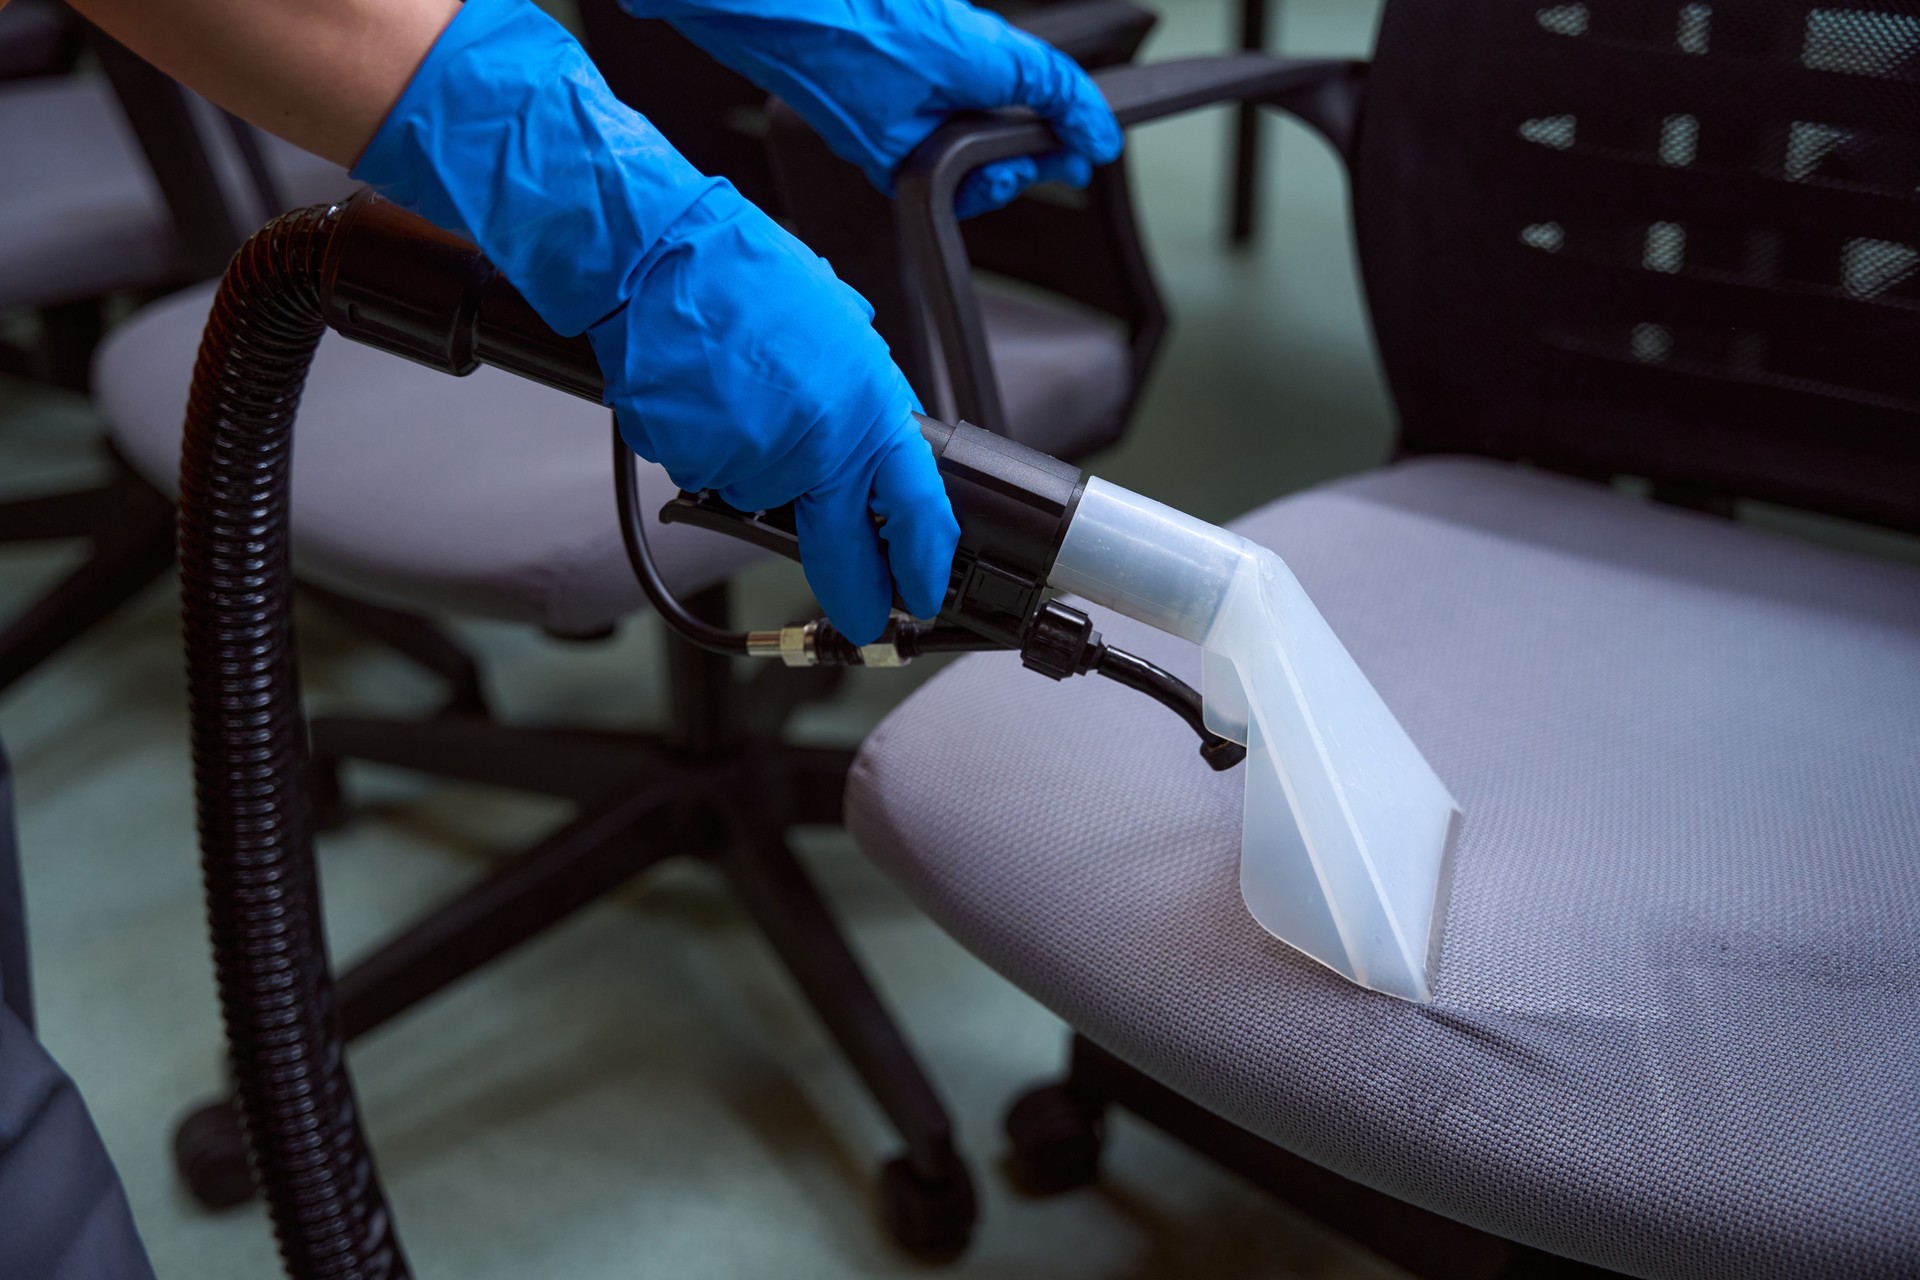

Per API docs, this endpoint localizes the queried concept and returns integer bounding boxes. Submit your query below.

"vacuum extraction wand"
[319,191,1241,768]
[325,191,1457,1005]
[636,425,1247,770]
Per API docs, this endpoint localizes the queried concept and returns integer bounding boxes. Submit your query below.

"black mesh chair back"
[765,2,1161,455]
[575,0,1150,218]
[575,1,785,212]
[1354,0,1920,532]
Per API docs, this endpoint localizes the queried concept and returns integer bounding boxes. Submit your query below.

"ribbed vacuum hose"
[177,204,410,1280]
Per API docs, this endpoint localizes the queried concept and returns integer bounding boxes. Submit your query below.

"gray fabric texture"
[0,76,345,311]
[0,1006,157,1280]
[97,283,763,632]
[0,743,28,1029]
[847,457,1920,1280]
[0,736,153,1280]
[975,286,1130,461]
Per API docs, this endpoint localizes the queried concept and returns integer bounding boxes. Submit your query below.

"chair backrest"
[572,0,1159,219]
[765,0,1162,453]
[1352,0,1920,533]
[574,0,785,212]
[90,29,315,281]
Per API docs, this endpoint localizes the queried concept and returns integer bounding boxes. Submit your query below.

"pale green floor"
[2,2,1409,1277]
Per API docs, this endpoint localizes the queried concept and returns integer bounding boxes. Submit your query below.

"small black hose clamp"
[1019,599,1103,681]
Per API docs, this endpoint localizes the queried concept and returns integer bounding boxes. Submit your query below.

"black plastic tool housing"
[916,417,1085,644]
[659,419,1085,648]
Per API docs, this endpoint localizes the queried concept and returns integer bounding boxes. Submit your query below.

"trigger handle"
[658,492,803,563]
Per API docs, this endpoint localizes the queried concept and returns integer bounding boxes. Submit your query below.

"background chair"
[766,60,1162,462]
[0,25,346,697]
[95,1,1170,1258]
[577,0,1158,219]
[844,9,1920,1278]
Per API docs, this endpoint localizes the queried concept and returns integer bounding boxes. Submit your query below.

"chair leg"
[718,812,976,1255]
[0,483,173,696]
[38,298,105,392]
[174,771,706,1209]
[310,713,668,803]
[716,811,958,1179]
[0,485,121,544]
[335,771,699,1040]
[1229,0,1274,246]
[776,743,859,826]
[741,661,847,738]
[298,581,490,716]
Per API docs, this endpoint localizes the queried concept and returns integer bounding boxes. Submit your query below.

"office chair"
[766,100,1162,463]
[97,2,1168,1257]
[845,6,1920,1278]
[0,31,346,697]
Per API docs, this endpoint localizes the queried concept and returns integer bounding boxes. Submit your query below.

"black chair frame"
[762,0,1160,448]
[0,33,251,696]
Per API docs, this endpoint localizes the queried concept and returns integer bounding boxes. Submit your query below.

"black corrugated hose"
[176,202,409,1280]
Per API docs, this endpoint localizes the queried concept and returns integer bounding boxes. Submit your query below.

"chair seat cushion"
[0,77,175,309]
[96,284,764,632]
[979,286,1130,460]
[847,457,1920,1279]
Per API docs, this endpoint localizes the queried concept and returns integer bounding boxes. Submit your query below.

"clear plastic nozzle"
[1050,479,1460,1002]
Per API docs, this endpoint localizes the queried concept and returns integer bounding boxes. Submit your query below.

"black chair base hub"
[171,588,975,1259]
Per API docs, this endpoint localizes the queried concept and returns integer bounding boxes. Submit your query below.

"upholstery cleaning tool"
[177,184,1455,1278]
[655,425,1460,1004]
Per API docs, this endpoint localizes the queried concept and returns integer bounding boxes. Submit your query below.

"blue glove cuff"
[352,0,721,336]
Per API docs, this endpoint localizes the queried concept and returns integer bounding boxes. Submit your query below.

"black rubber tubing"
[177,202,409,1280]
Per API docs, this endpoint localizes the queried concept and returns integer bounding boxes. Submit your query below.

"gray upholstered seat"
[847,457,1920,1279]
[98,280,1124,634]
[0,75,346,311]
[966,286,1130,462]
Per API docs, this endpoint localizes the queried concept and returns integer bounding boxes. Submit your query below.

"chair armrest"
[895,53,1365,432]
[900,53,1363,214]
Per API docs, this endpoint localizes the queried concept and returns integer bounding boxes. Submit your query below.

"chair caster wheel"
[878,1154,976,1261]
[173,1098,256,1210]
[1004,1083,1104,1196]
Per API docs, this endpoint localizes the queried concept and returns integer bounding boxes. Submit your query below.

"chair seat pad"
[97,284,764,632]
[847,457,1920,1279]
[978,286,1131,460]
[0,78,174,309]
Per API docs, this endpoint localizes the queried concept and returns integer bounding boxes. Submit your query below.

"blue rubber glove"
[618,0,1123,218]
[352,0,958,644]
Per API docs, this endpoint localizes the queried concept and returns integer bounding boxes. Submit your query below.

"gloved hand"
[619,0,1123,218]
[353,0,957,644]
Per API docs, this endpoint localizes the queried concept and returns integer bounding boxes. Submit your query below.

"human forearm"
[64,0,459,166]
